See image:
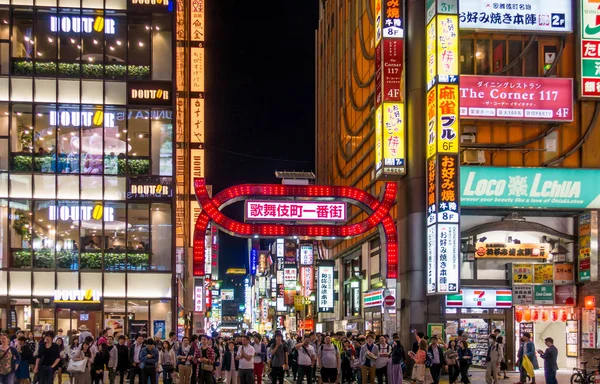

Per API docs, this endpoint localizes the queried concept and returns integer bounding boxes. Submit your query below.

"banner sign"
[582,309,596,348]
[513,285,533,304]
[533,264,554,284]
[476,242,550,259]
[381,102,406,176]
[245,201,347,222]
[446,288,512,308]
[461,167,600,209]
[533,285,554,304]
[512,263,534,284]
[459,76,573,122]
[554,263,574,284]
[127,81,172,106]
[127,177,173,200]
[459,0,572,33]
[579,212,598,282]
[580,0,600,97]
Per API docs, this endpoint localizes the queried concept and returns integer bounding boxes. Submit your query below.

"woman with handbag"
[194,336,215,384]
[408,339,432,384]
[445,340,459,384]
[160,341,176,384]
[457,341,473,384]
[0,333,22,384]
[71,341,92,384]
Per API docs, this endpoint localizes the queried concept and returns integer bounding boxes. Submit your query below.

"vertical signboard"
[425,1,460,295]
[174,0,186,254]
[579,212,598,282]
[582,308,597,349]
[317,261,335,313]
[374,0,405,179]
[581,0,600,98]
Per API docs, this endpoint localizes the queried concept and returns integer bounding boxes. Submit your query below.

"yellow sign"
[436,15,459,80]
[54,289,101,303]
[226,268,247,275]
[382,102,405,169]
[426,88,437,158]
[294,295,304,311]
[375,105,383,171]
[534,264,554,284]
[426,18,436,89]
[436,84,459,153]
[93,17,104,33]
[513,263,533,284]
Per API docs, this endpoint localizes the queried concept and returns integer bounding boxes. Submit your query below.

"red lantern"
[515,309,523,323]
[532,310,539,321]
[560,310,568,322]
[524,308,531,322]
[541,310,548,322]
[551,309,558,321]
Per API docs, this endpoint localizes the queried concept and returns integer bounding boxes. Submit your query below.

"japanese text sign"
[436,16,458,83]
[436,223,459,293]
[534,285,554,305]
[300,244,314,265]
[437,85,459,153]
[581,0,600,98]
[377,39,404,105]
[437,154,459,223]
[382,102,406,175]
[460,76,573,122]
[459,0,572,33]
[300,266,314,292]
[426,225,437,294]
[317,263,335,313]
[426,19,437,90]
[426,88,437,158]
[475,242,550,258]
[534,264,554,284]
[245,201,347,222]
[554,263,574,284]
[426,157,437,226]
[375,105,383,172]
[512,263,533,284]
[283,268,297,290]
[513,285,533,304]
[383,0,403,39]
[190,0,204,41]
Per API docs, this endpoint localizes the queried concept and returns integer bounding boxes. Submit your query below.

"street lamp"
[550,242,569,263]
[462,243,476,262]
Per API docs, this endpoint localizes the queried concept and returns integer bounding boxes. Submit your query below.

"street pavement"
[260,368,574,383]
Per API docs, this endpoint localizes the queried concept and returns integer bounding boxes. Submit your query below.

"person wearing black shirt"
[34,332,61,384]
[116,336,130,384]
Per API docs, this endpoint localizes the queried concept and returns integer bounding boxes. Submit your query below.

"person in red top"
[194,335,215,384]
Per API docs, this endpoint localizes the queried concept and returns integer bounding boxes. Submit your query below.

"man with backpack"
[317,335,339,384]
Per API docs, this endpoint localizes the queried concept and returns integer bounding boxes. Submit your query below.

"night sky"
[205,1,319,276]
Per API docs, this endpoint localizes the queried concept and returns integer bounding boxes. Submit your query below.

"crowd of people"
[0,326,560,384]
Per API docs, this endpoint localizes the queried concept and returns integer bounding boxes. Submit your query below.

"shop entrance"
[56,305,102,339]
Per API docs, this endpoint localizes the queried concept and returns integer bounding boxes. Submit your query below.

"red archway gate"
[193,178,398,279]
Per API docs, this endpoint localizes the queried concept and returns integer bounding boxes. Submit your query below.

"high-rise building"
[316,0,600,366]
[0,0,182,337]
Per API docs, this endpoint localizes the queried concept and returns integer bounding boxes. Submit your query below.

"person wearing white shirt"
[236,336,255,384]
[295,337,316,384]
[375,336,391,384]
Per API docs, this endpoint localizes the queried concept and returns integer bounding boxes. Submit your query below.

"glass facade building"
[0,0,175,338]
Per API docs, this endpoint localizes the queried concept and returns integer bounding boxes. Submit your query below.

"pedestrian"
[408,339,432,384]
[92,340,109,384]
[516,332,538,384]
[317,335,339,384]
[213,337,224,383]
[249,334,265,384]
[128,335,144,384]
[71,341,92,384]
[360,334,378,384]
[340,339,354,384]
[168,333,180,355]
[235,336,254,384]
[457,340,472,384]
[387,339,404,384]
[194,336,215,384]
[106,336,118,384]
[177,337,194,384]
[140,339,159,384]
[34,331,60,384]
[78,327,93,346]
[16,336,32,384]
[444,340,459,384]
[221,342,238,384]
[295,337,316,384]
[375,336,390,384]
[115,336,128,384]
[537,337,558,384]
[55,337,67,384]
[485,334,502,384]
[160,341,176,384]
[0,332,22,384]
[269,334,288,384]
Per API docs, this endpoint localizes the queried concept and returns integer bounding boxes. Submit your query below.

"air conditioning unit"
[462,150,485,165]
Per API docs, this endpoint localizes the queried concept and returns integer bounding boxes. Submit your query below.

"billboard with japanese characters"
[459,0,572,33]
[460,76,573,122]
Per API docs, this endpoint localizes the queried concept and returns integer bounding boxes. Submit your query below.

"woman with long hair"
[71,341,92,384]
[91,342,109,384]
[159,341,176,384]
[408,339,432,384]
[16,336,32,384]
[387,339,404,384]
[55,337,66,384]
[457,340,473,384]
[445,340,459,384]
[0,333,21,384]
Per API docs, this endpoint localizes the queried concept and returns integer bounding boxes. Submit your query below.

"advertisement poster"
[579,213,593,281]
[317,263,334,313]
[459,76,573,122]
[461,166,600,210]
[104,319,124,337]
[513,285,533,305]
[381,102,406,175]
[519,322,534,340]
[129,320,148,338]
[554,263,574,284]
[299,244,314,265]
[459,0,572,33]
[533,285,554,305]
[153,320,166,339]
[533,264,554,284]
[582,309,596,349]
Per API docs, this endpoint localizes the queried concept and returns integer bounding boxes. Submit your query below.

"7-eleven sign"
[446,288,512,308]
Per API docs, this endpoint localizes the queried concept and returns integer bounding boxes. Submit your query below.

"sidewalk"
[262,368,573,383]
